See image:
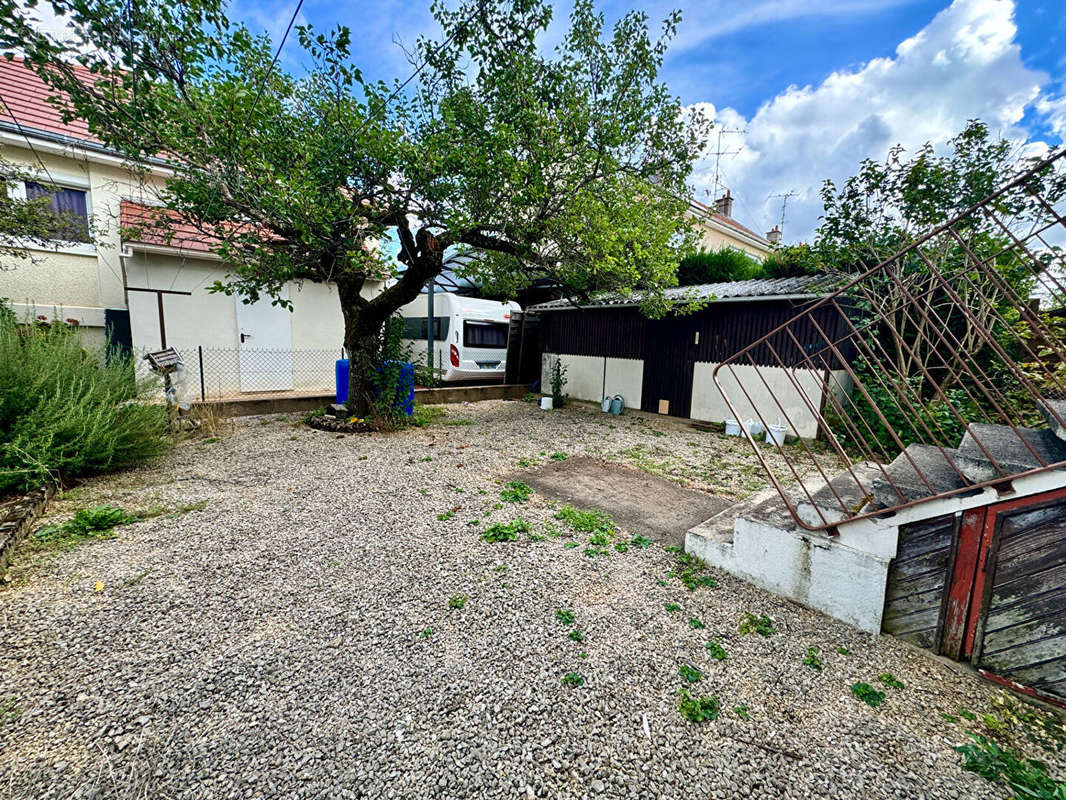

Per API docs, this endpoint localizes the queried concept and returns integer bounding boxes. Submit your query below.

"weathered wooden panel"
[641,317,696,418]
[976,500,1066,700]
[882,513,957,648]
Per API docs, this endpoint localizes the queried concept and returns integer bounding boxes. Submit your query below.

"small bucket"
[609,395,624,415]
[601,396,612,413]
[743,419,764,438]
[765,423,788,446]
[540,397,553,411]
[724,419,742,437]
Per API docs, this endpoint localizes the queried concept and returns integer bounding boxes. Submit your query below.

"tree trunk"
[337,281,384,417]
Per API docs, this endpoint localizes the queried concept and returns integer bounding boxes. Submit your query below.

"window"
[401,316,449,340]
[464,321,508,348]
[25,181,90,243]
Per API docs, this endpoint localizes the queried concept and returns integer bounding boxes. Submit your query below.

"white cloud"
[687,0,1051,242]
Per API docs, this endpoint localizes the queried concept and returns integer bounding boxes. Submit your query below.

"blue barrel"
[335,358,349,405]
[387,360,415,416]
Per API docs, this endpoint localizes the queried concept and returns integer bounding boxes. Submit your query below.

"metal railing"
[713,148,1066,530]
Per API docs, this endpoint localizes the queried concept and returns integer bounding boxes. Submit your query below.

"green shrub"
[0,309,168,492]
[677,246,763,286]
[33,504,140,549]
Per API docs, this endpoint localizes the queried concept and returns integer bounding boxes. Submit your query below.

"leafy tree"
[761,243,821,279]
[676,246,762,286]
[813,121,1062,386]
[3,0,709,414]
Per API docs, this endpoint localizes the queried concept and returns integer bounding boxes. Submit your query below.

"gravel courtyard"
[0,400,1057,799]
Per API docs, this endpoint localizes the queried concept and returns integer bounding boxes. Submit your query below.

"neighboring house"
[688,191,777,260]
[530,275,852,437]
[0,58,381,396]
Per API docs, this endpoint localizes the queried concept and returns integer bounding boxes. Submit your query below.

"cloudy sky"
[31,0,1066,242]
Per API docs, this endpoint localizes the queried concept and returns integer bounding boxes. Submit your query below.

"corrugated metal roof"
[528,274,835,311]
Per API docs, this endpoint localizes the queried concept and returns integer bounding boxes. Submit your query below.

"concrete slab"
[872,443,970,508]
[955,423,1066,482]
[514,456,732,547]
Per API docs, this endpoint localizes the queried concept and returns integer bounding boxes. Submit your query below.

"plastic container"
[765,423,789,447]
[601,396,612,413]
[335,358,349,404]
[609,395,624,415]
[540,397,553,410]
[743,418,765,437]
[338,359,415,416]
[724,419,742,437]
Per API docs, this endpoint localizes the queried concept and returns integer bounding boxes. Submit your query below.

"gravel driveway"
[0,400,1056,799]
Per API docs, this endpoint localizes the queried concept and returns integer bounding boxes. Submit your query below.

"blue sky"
[223,0,1066,241]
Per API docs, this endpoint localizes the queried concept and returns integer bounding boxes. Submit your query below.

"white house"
[0,58,380,398]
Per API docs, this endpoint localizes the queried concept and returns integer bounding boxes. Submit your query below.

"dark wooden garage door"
[882,513,958,650]
[640,316,697,418]
[972,499,1066,701]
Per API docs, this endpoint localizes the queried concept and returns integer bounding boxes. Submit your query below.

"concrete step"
[1040,399,1066,443]
[797,462,883,527]
[955,423,1066,483]
[871,443,971,509]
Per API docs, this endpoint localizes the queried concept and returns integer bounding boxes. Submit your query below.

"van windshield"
[464,321,508,348]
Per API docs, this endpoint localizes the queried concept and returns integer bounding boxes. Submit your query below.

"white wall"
[541,353,644,408]
[686,518,890,633]
[691,362,849,439]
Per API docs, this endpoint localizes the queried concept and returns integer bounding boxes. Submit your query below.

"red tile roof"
[0,57,95,141]
[120,200,218,254]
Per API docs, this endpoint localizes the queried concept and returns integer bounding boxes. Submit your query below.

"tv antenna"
[768,190,797,234]
[709,126,745,202]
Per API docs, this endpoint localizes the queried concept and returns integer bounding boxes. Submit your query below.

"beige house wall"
[0,138,378,365]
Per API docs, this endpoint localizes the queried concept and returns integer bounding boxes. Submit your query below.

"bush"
[677,246,763,286]
[0,308,168,492]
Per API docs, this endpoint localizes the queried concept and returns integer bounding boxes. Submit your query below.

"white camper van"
[400,292,519,382]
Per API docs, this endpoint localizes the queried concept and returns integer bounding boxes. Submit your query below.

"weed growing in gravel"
[583,547,608,558]
[678,688,719,723]
[568,629,584,642]
[481,520,530,542]
[517,457,539,467]
[437,510,456,521]
[673,550,717,590]
[738,613,775,637]
[733,705,751,720]
[613,541,629,553]
[631,535,652,549]
[655,579,668,586]
[33,505,140,550]
[543,523,563,538]
[556,608,576,625]
[421,456,433,462]
[466,519,480,527]
[957,733,1065,799]
[530,533,547,542]
[851,682,886,707]
[878,672,904,690]
[419,627,433,639]
[122,568,152,587]
[837,646,852,656]
[803,646,823,673]
[665,602,681,613]
[705,641,727,660]
[550,452,568,460]
[561,672,584,687]
[688,617,705,629]
[0,697,21,724]
[555,505,614,536]
[448,593,468,609]
[678,664,702,683]
[588,529,612,547]
[500,481,534,503]
[564,542,579,549]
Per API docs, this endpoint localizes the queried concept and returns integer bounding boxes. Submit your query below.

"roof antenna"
[768,190,797,235]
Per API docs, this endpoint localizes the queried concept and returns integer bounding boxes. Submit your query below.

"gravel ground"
[0,400,1059,799]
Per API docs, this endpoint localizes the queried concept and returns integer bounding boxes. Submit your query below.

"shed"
[529,275,853,437]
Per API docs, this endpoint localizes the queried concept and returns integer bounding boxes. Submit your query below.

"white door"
[235,289,294,392]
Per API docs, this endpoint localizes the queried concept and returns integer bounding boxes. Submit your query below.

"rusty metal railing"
[713,148,1066,530]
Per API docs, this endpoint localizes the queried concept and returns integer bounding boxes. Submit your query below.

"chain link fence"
[165,347,342,400]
